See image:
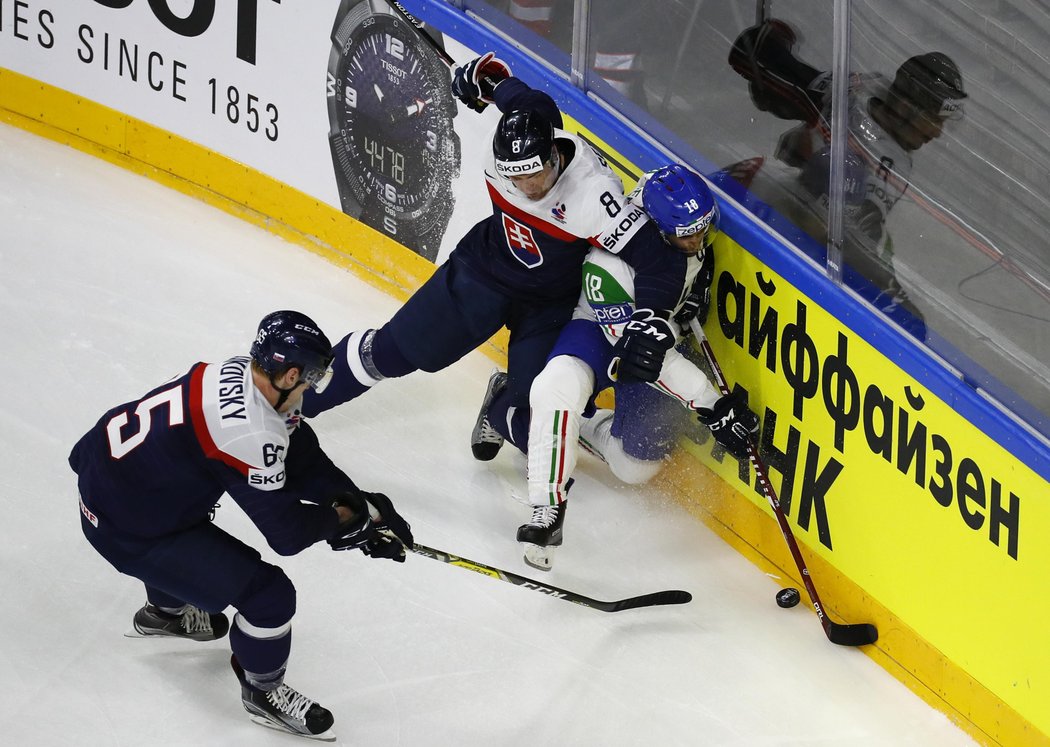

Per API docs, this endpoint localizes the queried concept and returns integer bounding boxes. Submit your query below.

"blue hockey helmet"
[642,164,719,242]
[492,108,556,177]
[250,310,334,391]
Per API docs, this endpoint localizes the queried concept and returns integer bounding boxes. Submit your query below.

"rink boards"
[1,1,1046,745]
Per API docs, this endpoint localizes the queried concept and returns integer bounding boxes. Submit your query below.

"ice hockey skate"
[516,501,567,571]
[471,369,509,461]
[126,603,230,641]
[232,655,336,741]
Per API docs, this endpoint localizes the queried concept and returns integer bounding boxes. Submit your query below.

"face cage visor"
[268,348,334,392]
[302,357,335,394]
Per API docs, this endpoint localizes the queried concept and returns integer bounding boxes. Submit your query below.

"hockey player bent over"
[479,165,760,570]
[69,311,413,741]
[301,54,679,442]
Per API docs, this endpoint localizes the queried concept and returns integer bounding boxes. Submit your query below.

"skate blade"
[123,628,216,641]
[123,627,178,639]
[522,543,557,572]
[248,714,336,742]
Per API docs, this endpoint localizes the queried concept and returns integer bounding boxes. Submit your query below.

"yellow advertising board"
[694,236,1046,742]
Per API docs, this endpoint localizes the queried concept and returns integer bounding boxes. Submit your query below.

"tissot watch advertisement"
[0,0,494,263]
[326,0,461,261]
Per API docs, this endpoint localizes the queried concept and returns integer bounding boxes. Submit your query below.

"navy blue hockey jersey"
[454,77,688,311]
[70,357,349,555]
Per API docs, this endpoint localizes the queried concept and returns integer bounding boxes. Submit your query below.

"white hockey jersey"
[579,248,720,411]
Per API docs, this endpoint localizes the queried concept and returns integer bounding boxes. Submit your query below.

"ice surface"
[0,123,976,746]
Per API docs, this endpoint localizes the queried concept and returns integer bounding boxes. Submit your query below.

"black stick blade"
[412,544,692,614]
[826,622,879,647]
[604,589,693,613]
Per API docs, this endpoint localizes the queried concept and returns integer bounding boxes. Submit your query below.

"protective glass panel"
[848,0,1050,431]
[461,0,573,75]
[453,0,1050,435]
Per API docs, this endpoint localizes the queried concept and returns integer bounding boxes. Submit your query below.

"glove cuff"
[693,407,716,425]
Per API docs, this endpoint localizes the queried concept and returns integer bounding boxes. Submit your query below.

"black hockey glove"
[728,19,823,122]
[329,491,414,561]
[695,390,760,459]
[451,52,511,112]
[361,491,414,562]
[673,246,715,327]
[612,308,676,383]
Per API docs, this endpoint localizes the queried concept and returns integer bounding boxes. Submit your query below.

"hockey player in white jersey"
[487,164,760,570]
[728,20,967,337]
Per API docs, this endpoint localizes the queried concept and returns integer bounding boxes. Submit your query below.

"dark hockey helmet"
[642,164,719,244]
[492,108,556,177]
[250,310,334,391]
[890,52,966,120]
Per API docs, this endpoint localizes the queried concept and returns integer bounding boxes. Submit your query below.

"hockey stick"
[757,0,771,24]
[385,0,457,67]
[411,543,692,613]
[688,318,878,646]
[385,0,503,97]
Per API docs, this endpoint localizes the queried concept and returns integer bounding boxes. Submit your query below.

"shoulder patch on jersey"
[596,204,649,254]
[192,358,291,481]
[247,441,287,491]
[584,262,633,306]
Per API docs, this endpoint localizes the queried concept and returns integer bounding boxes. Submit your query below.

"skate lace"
[476,417,504,444]
[267,684,315,722]
[180,606,213,634]
[529,504,559,528]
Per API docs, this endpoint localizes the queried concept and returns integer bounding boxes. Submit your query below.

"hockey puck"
[776,587,801,608]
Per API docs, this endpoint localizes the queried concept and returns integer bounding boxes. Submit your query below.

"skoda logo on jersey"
[502,214,543,267]
[598,205,647,253]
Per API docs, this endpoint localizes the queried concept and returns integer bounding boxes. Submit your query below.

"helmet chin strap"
[268,371,301,411]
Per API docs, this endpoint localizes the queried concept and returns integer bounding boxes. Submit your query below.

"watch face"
[329,14,459,256]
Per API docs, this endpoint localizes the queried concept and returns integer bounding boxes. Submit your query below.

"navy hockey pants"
[493,318,691,459]
[81,513,294,678]
[305,254,577,416]
[381,255,578,408]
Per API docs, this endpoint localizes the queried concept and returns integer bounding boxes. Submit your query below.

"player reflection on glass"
[727,19,967,339]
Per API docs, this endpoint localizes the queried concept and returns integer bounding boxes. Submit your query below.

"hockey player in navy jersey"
[475,165,760,570]
[301,54,684,440]
[69,311,413,741]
